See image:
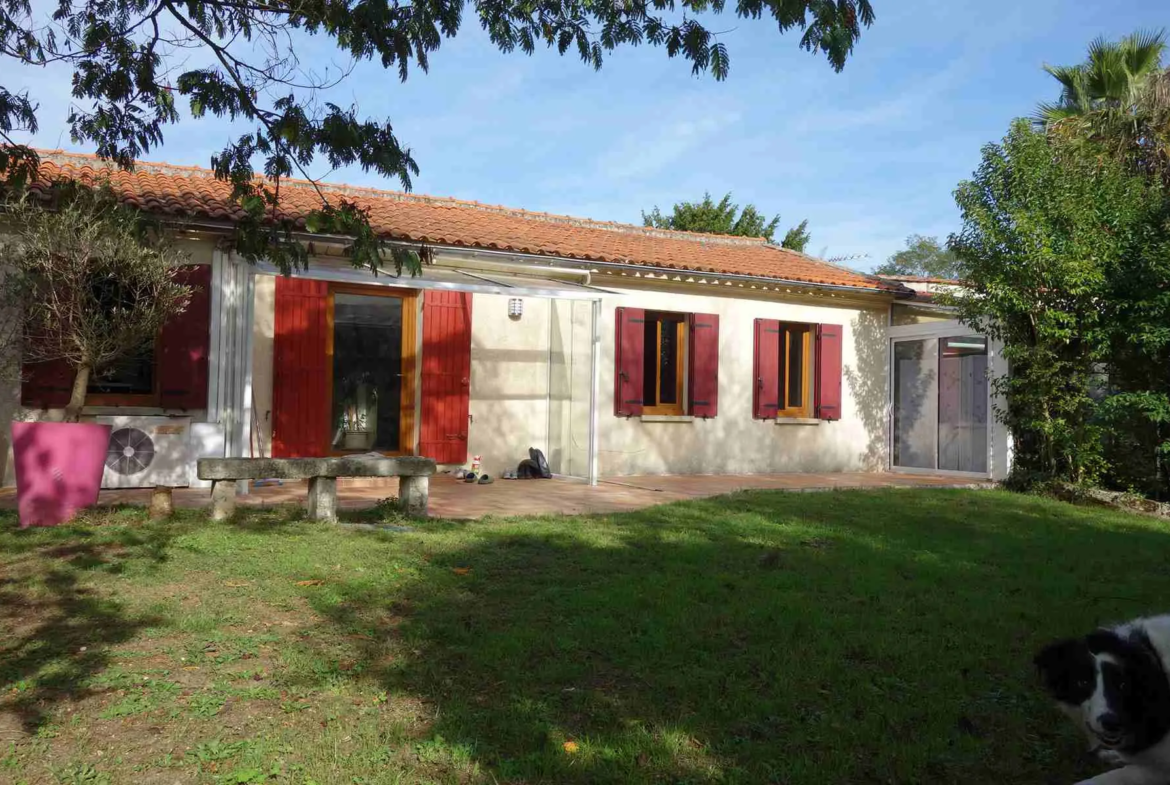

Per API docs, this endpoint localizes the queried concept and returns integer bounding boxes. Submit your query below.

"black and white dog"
[1036,615,1170,785]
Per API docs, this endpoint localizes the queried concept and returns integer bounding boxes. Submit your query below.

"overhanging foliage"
[0,0,874,275]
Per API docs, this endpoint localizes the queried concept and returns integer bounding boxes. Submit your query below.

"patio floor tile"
[8,471,992,520]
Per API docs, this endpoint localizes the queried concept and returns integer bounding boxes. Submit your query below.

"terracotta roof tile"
[876,274,960,285]
[24,149,894,292]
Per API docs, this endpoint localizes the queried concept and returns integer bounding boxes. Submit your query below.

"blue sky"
[9,0,1167,270]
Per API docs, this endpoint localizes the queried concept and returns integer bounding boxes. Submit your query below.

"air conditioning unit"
[96,416,194,489]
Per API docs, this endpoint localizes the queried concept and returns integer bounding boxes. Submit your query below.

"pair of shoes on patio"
[457,470,494,485]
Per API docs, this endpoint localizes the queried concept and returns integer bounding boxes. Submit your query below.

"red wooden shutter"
[20,358,73,408]
[753,319,781,419]
[815,323,843,421]
[158,264,212,409]
[272,277,331,457]
[614,307,645,417]
[688,312,719,418]
[420,290,473,464]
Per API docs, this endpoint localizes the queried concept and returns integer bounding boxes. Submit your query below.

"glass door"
[891,334,989,475]
[938,336,988,473]
[330,291,406,453]
[892,338,938,470]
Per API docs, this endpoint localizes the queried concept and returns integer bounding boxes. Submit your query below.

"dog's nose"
[1099,713,1123,734]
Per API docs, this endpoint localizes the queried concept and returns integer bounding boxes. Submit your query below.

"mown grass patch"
[2,490,1167,783]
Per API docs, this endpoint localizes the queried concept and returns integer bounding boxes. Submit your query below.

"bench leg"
[399,475,429,517]
[307,476,337,522]
[210,480,236,521]
[150,486,174,520]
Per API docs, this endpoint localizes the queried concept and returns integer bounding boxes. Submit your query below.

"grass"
[1,489,1168,783]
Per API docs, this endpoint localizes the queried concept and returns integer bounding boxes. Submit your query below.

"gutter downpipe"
[589,298,601,486]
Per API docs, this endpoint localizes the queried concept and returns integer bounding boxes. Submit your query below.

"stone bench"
[196,456,437,522]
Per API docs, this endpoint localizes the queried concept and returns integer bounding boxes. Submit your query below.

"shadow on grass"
[307,489,1170,783]
[0,508,172,733]
[226,503,320,531]
[224,501,417,530]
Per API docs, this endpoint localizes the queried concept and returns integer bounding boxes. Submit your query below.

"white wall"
[464,295,595,479]
[0,240,902,485]
[465,294,554,477]
[547,299,593,478]
[592,281,890,477]
[247,277,891,479]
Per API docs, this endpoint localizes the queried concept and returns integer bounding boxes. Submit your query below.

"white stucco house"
[4,150,1011,489]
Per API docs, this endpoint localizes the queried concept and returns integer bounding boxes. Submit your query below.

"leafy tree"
[949,120,1170,492]
[3,186,193,420]
[874,234,961,279]
[780,219,812,253]
[1003,29,1170,496]
[0,1,874,275]
[642,192,811,249]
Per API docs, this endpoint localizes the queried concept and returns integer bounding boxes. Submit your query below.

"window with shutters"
[615,308,718,419]
[23,264,214,412]
[642,311,688,416]
[755,320,820,420]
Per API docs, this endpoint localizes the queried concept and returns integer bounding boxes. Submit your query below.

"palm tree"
[1037,30,1167,125]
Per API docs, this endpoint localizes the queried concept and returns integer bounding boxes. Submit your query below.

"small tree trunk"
[64,364,90,423]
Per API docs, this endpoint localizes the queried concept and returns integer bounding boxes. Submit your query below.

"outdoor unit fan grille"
[106,427,156,476]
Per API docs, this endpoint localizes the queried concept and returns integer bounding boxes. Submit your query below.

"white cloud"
[788,56,971,135]
[593,108,743,183]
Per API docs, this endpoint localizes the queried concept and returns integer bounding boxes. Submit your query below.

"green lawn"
[1,489,1167,784]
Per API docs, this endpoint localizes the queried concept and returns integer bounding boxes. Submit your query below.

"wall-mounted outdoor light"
[508,297,524,320]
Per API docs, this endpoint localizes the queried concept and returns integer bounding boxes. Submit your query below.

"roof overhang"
[248,252,612,300]
[188,220,894,302]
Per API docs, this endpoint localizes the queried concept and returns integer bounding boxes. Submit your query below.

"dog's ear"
[1034,638,1084,693]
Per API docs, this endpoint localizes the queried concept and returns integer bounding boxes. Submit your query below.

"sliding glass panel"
[938,336,988,473]
[892,339,938,469]
[331,293,404,452]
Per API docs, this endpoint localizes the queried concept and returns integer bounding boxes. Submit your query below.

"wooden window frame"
[85,335,163,407]
[325,283,419,457]
[777,323,813,419]
[643,312,688,416]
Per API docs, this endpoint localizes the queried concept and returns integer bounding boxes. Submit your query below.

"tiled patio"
[69,471,991,520]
